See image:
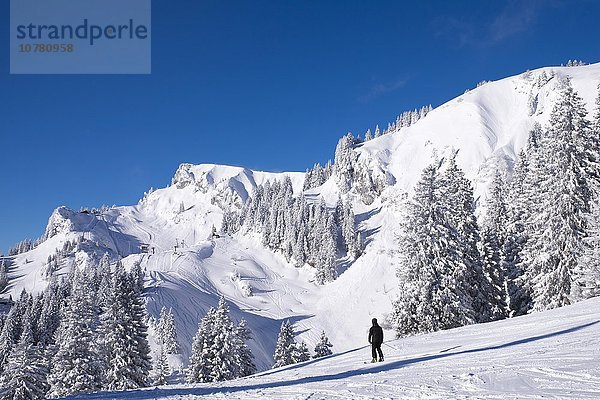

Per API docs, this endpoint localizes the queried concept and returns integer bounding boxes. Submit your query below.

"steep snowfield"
[356,63,600,203]
[4,63,600,372]
[67,296,600,399]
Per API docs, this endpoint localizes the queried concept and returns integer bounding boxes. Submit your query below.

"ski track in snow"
[67,297,600,400]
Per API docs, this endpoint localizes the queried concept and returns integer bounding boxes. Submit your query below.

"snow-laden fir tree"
[502,125,544,316]
[574,84,600,299]
[479,226,508,321]
[0,311,49,400]
[313,331,333,358]
[293,342,310,363]
[390,161,477,337]
[334,133,358,193]
[315,211,337,284]
[0,260,8,293]
[578,198,600,298]
[479,171,509,321]
[340,198,360,260]
[234,319,256,377]
[36,278,64,348]
[209,297,242,382]
[272,320,296,368]
[95,253,112,310]
[186,307,217,383]
[0,306,21,373]
[186,297,255,383]
[520,84,597,311]
[157,307,180,354]
[98,262,151,391]
[439,154,491,323]
[47,267,103,398]
[153,346,169,386]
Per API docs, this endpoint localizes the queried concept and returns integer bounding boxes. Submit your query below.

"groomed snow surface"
[68,297,600,400]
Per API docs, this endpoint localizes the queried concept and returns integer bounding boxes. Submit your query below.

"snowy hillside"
[68,296,600,399]
[3,62,600,374]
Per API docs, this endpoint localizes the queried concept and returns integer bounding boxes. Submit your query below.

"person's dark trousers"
[372,343,383,360]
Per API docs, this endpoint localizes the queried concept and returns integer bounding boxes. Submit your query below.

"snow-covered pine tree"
[340,199,359,260]
[153,346,169,386]
[96,253,112,310]
[272,320,297,368]
[0,260,8,293]
[186,307,217,383]
[315,212,337,284]
[0,306,21,373]
[187,297,254,383]
[334,133,357,193]
[439,154,485,323]
[99,262,151,391]
[36,279,64,348]
[479,226,508,321]
[209,297,241,382]
[129,263,152,386]
[47,267,103,398]
[390,161,476,337]
[503,125,544,316]
[313,331,333,358]
[574,84,600,299]
[485,172,509,244]
[157,307,180,354]
[0,311,49,400]
[234,319,256,377]
[521,85,597,311]
[292,342,310,363]
[222,209,240,234]
[479,171,510,321]
[578,198,600,298]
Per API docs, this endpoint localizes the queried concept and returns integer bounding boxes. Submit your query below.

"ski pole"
[382,342,399,351]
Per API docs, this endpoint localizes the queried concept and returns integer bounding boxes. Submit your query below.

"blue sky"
[1,0,599,253]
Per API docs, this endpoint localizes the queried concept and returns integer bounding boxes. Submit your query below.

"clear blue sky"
[1,0,599,253]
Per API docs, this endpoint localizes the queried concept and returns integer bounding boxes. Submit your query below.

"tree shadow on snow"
[66,320,599,399]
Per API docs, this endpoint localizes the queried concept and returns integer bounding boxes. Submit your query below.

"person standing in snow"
[368,318,384,362]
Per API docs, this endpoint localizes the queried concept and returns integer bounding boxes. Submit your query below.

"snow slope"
[4,63,600,372]
[67,296,600,399]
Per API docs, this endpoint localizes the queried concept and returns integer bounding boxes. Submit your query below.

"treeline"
[0,254,156,399]
[273,321,333,368]
[391,82,600,337]
[362,105,433,140]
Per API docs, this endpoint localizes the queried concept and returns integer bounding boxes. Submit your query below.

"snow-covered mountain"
[3,62,600,373]
[65,295,600,399]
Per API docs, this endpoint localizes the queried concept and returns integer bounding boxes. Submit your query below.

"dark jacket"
[369,323,384,345]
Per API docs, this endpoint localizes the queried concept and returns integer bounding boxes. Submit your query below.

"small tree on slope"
[187,297,255,383]
[157,307,180,354]
[273,320,297,368]
[313,331,333,358]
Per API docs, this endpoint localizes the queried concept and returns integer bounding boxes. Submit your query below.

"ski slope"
[5,62,600,373]
[67,296,600,399]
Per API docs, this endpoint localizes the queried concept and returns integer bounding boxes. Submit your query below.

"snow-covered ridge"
[170,163,304,201]
[356,63,600,203]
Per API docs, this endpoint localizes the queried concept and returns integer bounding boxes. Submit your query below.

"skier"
[368,318,384,362]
